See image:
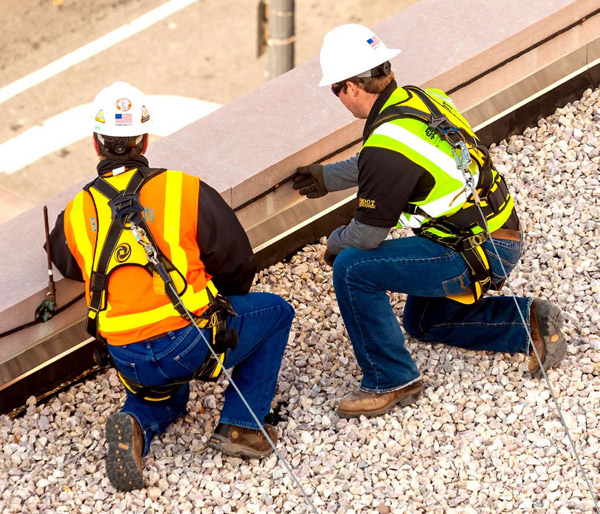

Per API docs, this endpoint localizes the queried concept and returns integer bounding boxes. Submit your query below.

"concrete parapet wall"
[146,0,600,249]
[1,0,599,407]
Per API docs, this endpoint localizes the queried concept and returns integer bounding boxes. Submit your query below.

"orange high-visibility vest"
[63,167,217,345]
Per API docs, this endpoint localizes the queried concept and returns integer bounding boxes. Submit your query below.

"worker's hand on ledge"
[292,164,328,198]
[322,248,336,267]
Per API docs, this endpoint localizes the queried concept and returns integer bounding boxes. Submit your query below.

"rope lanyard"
[461,162,600,513]
[165,279,320,514]
[129,221,321,514]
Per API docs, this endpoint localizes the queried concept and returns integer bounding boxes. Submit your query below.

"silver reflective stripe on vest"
[398,212,426,228]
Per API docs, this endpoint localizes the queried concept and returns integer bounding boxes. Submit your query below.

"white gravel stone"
[1,88,600,514]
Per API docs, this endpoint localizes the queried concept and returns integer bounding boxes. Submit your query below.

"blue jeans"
[332,235,531,393]
[108,292,294,455]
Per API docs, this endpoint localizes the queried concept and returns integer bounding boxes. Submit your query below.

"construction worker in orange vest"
[49,81,295,491]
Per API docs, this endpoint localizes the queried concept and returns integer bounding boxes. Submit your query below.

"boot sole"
[206,432,274,459]
[336,390,422,419]
[105,413,144,491]
[531,303,567,378]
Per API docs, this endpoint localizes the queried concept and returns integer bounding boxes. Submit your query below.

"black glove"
[292,164,327,198]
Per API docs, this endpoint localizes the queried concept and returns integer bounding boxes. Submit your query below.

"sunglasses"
[331,81,346,97]
[331,78,363,97]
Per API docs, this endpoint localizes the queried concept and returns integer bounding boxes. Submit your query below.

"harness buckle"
[108,192,143,229]
[429,115,449,131]
[90,272,108,292]
[456,231,488,252]
[452,141,472,174]
[129,221,161,268]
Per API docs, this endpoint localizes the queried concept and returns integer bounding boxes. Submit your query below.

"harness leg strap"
[114,299,238,401]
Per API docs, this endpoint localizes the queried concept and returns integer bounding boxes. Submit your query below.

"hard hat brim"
[318,48,401,87]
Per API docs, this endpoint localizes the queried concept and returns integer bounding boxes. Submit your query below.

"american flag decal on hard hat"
[367,36,381,48]
[115,113,133,125]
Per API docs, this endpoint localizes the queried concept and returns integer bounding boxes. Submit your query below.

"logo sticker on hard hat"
[141,105,150,123]
[95,110,105,123]
[116,98,132,111]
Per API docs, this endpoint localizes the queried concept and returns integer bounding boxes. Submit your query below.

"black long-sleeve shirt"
[325,81,518,254]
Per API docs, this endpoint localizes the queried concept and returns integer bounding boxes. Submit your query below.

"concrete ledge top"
[1,0,596,336]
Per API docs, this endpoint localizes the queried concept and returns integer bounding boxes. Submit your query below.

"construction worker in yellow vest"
[292,24,566,419]
[49,82,294,491]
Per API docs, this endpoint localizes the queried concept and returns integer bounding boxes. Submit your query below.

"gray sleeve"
[322,154,359,191]
[327,218,391,255]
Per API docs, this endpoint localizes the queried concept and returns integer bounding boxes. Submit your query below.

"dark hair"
[94,133,147,159]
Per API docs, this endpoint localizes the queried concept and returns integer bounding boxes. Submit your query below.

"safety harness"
[86,167,238,400]
[370,86,514,303]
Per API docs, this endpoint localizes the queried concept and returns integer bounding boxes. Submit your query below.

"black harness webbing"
[85,167,165,336]
[370,86,512,301]
[370,86,495,199]
[115,296,238,402]
[86,167,237,400]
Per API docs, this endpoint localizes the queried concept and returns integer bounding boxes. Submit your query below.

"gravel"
[1,87,599,514]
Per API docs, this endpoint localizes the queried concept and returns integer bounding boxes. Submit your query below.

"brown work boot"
[207,423,277,459]
[528,299,567,378]
[105,413,144,491]
[336,380,423,419]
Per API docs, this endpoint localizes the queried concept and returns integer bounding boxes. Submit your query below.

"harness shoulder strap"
[369,88,432,136]
[373,86,496,206]
[85,168,166,338]
[370,88,507,304]
[371,86,480,149]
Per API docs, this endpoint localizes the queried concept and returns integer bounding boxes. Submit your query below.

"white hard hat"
[92,81,151,137]
[318,24,401,87]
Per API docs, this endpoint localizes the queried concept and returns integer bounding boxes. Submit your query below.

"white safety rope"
[456,146,600,513]
[167,283,320,514]
[129,221,320,514]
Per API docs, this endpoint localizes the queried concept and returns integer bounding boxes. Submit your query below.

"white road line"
[0,0,197,105]
[0,96,220,174]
